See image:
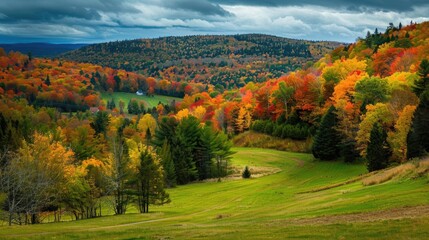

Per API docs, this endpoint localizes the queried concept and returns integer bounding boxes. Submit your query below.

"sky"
[0,0,428,44]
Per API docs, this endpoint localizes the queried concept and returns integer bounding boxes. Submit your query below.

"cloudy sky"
[0,0,428,44]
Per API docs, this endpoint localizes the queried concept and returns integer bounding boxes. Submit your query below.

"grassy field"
[1,147,428,239]
[100,92,181,110]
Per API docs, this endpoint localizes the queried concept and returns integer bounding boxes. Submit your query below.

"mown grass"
[100,92,181,109]
[1,147,428,239]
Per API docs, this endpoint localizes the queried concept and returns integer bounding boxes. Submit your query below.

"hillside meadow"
[1,147,428,239]
[101,92,181,109]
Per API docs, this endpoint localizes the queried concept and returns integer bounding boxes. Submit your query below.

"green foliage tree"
[367,123,391,172]
[90,111,110,136]
[274,82,295,119]
[355,77,389,111]
[407,91,429,159]
[135,148,170,213]
[407,60,429,159]
[412,59,429,97]
[312,106,341,160]
[44,75,51,86]
[173,116,199,183]
[159,140,176,187]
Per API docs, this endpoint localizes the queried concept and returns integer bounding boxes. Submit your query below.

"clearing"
[100,92,181,110]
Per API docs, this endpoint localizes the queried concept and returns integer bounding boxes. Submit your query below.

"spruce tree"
[367,123,390,172]
[136,148,169,213]
[90,111,110,136]
[407,91,429,158]
[159,140,176,187]
[407,60,429,159]
[44,75,51,86]
[412,59,429,97]
[242,166,251,179]
[312,106,341,160]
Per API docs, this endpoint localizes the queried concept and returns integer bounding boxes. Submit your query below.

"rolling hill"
[0,43,87,58]
[61,34,341,89]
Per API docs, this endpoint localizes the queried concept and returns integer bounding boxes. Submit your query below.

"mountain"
[0,43,88,57]
[61,34,341,90]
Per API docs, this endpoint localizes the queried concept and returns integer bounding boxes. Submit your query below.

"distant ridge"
[61,34,341,88]
[0,43,88,57]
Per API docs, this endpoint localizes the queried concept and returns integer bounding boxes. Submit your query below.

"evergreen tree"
[110,98,116,109]
[90,111,110,136]
[407,91,429,158]
[367,123,390,172]
[145,128,152,146]
[45,75,51,86]
[407,60,429,159]
[412,59,429,97]
[312,106,341,160]
[242,166,251,178]
[136,148,170,213]
[159,140,176,187]
[173,117,199,184]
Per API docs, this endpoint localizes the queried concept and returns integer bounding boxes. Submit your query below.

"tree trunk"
[285,100,288,119]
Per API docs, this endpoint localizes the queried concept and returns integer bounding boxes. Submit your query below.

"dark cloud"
[0,0,428,43]
[211,0,429,12]
[166,0,231,17]
[0,0,139,22]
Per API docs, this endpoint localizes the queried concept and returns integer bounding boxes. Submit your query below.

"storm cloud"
[0,0,428,43]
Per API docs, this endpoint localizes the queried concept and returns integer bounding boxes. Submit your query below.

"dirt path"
[270,205,429,226]
[288,156,305,167]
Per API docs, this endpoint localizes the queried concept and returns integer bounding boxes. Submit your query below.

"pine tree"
[145,128,152,146]
[367,123,390,172]
[45,75,51,86]
[90,111,110,136]
[312,106,341,160]
[136,148,169,213]
[407,60,429,159]
[412,59,429,97]
[159,140,176,187]
[111,98,116,109]
[407,91,429,158]
[242,166,251,178]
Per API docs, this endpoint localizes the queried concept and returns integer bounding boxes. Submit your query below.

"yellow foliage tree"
[192,105,206,121]
[137,113,157,139]
[356,103,394,157]
[6,132,77,223]
[175,109,190,121]
[388,105,417,163]
[234,107,247,133]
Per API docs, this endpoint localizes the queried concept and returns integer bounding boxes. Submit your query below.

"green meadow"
[100,92,181,109]
[1,147,428,239]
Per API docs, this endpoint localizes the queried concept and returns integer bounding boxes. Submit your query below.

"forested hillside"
[0,43,88,58]
[151,21,429,167]
[61,34,340,90]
